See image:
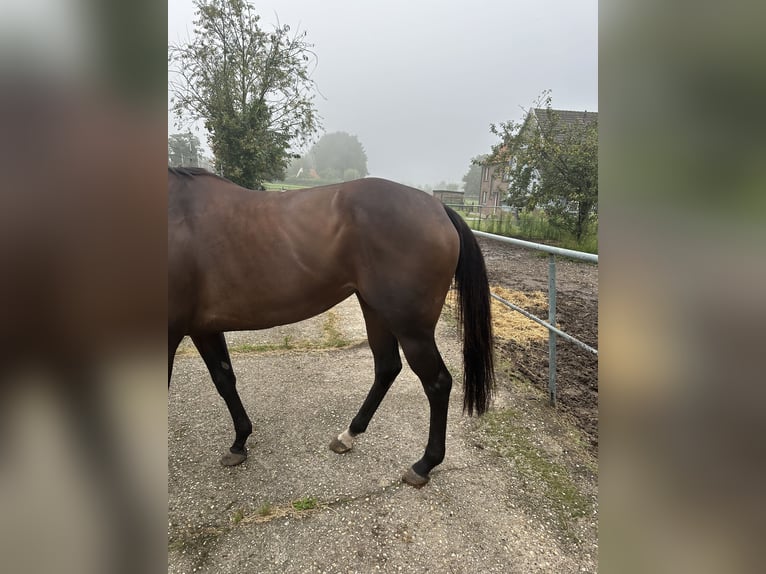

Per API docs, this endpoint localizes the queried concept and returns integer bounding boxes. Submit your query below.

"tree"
[490,93,598,241]
[169,0,320,188]
[309,132,369,182]
[462,155,487,200]
[168,132,201,167]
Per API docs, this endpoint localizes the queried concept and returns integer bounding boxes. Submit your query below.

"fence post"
[548,254,557,406]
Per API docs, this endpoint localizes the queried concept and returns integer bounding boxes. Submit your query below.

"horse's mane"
[168,166,265,190]
[169,166,241,187]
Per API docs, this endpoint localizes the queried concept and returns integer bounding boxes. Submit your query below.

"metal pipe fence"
[471,229,598,406]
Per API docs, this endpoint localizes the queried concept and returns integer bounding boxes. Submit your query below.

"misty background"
[168,0,597,187]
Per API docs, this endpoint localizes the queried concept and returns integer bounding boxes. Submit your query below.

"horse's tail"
[443,205,495,416]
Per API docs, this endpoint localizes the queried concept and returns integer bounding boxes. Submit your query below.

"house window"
[483,167,489,182]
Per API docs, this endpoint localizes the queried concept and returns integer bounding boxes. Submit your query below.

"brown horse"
[168,167,494,486]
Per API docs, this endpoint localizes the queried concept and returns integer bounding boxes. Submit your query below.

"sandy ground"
[169,282,598,573]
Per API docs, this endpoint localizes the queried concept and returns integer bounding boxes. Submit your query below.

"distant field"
[262,182,309,191]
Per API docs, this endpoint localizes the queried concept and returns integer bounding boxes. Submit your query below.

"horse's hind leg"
[191,333,253,466]
[330,297,402,454]
[397,332,453,488]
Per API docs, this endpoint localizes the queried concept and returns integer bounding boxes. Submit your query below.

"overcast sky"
[168,0,597,186]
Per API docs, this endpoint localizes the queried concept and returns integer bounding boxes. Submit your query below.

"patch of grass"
[226,315,357,355]
[465,211,597,254]
[480,408,590,532]
[232,508,245,524]
[291,496,319,512]
[322,311,350,348]
[257,502,274,517]
[262,182,309,191]
[230,342,285,353]
[229,335,296,354]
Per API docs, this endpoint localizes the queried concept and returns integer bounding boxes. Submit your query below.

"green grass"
[480,407,590,534]
[291,496,318,511]
[262,182,309,191]
[257,502,274,517]
[322,311,350,348]
[226,312,352,355]
[461,210,598,254]
[229,335,295,354]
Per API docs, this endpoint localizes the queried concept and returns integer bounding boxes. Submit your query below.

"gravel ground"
[169,265,598,573]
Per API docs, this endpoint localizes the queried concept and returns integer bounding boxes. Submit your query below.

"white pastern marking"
[338,428,355,449]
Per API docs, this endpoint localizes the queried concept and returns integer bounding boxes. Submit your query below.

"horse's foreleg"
[191,333,252,466]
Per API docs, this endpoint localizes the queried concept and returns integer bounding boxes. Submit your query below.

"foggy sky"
[168,0,598,186]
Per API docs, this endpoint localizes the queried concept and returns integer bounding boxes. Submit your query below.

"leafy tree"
[169,0,320,188]
[490,93,598,241]
[168,132,201,167]
[309,132,369,182]
[462,155,487,199]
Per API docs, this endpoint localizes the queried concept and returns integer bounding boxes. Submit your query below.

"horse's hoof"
[329,437,352,454]
[220,449,247,466]
[402,467,430,488]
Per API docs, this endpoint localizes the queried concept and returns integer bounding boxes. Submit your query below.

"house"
[530,108,598,143]
[478,162,507,216]
[479,108,597,214]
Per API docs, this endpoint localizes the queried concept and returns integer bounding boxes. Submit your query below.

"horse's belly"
[196,281,356,333]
